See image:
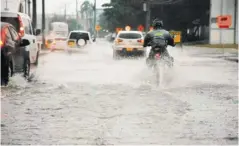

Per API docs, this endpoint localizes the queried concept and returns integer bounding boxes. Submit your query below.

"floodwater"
[1,40,238,145]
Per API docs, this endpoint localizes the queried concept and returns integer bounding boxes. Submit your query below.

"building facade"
[209,0,238,44]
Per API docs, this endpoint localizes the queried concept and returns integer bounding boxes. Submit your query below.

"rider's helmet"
[152,19,163,29]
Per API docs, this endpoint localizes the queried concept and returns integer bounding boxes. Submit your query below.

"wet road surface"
[1,40,238,145]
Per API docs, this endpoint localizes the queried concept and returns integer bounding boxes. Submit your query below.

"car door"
[4,27,16,72]
[8,26,20,50]
[4,27,15,54]
[8,26,22,72]
[22,17,36,63]
[28,19,38,55]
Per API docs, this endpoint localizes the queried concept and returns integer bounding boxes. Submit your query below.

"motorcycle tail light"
[155,53,161,60]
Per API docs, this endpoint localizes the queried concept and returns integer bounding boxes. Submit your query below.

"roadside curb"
[184,43,238,49]
[212,55,238,63]
[224,57,238,63]
[39,51,51,56]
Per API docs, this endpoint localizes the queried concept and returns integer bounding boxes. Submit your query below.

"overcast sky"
[37,0,110,14]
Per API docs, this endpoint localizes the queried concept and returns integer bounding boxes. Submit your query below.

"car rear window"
[69,32,89,40]
[118,33,142,39]
[1,17,20,32]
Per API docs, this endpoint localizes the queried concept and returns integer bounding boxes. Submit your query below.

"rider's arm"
[165,32,175,47]
[143,33,151,47]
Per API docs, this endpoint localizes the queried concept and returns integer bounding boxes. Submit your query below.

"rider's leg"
[146,49,155,66]
[148,49,155,59]
[164,48,174,62]
[163,48,174,67]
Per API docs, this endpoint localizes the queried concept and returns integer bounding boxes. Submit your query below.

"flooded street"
[1,40,238,145]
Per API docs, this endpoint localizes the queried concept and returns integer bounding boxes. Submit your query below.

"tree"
[100,0,145,32]
[100,0,209,34]
[67,18,82,31]
[80,0,94,31]
[98,13,108,30]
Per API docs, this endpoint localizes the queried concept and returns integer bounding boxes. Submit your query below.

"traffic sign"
[138,25,144,31]
[169,31,182,43]
[217,15,232,28]
[95,25,101,31]
[116,27,123,33]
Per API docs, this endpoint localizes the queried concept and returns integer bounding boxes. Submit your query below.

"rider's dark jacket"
[143,28,175,49]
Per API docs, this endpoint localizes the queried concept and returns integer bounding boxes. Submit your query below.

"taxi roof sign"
[217,15,232,28]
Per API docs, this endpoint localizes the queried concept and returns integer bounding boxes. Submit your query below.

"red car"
[1,22,30,85]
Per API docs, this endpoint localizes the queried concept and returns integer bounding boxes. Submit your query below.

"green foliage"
[100,0,144,32]
[99,0,209,32]
[67,19,82,31]
[80,0,94,31]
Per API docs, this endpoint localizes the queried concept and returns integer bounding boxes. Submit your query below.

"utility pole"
[32,0,37,29]
[76,0,78,29]
[64,4,67,21]
[4,0,9,11]
[25,0,27,13]
[94,0,96,38]
[145,0,151,32]
[42,0,46,49]
[28,0,31,17]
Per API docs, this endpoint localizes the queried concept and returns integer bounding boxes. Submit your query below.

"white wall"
[210,0,237,44]
[236,1,238,44]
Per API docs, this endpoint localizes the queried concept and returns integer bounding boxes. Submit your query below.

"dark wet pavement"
[1,40,238,145]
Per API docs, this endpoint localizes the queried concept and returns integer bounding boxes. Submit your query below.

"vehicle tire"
[1,54,12,86]
[113,50,119,60]
[34,51,39,66]
[76,39,87,47]
[23,51,30,79]
[142,51,146,57]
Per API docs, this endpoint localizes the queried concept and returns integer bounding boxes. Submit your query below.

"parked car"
[1,11,41,65]
[112,30,145,59]
[1,22,30,85]
[66,30,94,48]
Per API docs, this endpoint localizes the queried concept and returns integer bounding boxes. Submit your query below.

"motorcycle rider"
[143,19,175,67]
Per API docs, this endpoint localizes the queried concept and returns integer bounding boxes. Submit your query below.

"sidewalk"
[39,49,51,56]
[181,46,238,62]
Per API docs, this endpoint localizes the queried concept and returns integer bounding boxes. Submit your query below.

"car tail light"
[0,40,3,48]
[18,15,25,37]
[137,39,143,43]
[1,29,6,49]
[116,39,123,43]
